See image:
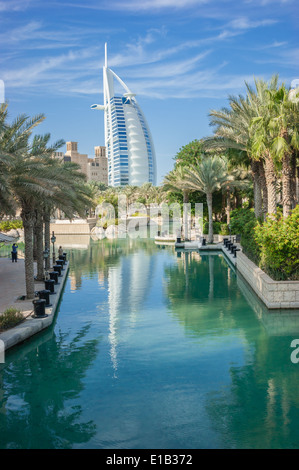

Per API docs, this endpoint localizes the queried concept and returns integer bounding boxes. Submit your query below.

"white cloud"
[125,51,212,79]
[1,37,247,100]
[254,47,299,68]
[2,47,99,87]
[245,0,292,4]
[253,41,288,50]
[54,0,211,12]
[110,0,210,10]
[228,17,277,30]
[0,20,42,43]
[0,0,33,12]
[1,7,295,103]
[0,20,123,50]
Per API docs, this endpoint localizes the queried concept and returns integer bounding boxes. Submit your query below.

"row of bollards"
[223,238,240,258]
[32,253,67,318]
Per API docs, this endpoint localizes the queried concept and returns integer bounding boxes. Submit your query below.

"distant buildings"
[91,43,156,187]
[54,141,108,185]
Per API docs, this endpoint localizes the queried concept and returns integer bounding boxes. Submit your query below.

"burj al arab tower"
[91,44,156,187]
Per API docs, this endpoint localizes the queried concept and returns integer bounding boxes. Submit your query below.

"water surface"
[1,237,299,449]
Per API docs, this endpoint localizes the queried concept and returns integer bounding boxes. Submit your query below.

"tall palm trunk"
[33,231,38,261]
[44,207,51,270]
[235,190,242,208]
[226,189,231,225]
[259,160,268,220]
[21,207,36,299]
[282,151,292,217]
[35,210,44,281]
[279,124,292,216]
[264,152,277,217]
[290,150,297,210]
[207,192,213,244]
[251,160,263,218]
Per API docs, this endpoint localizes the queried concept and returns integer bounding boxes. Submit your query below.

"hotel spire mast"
[91,44,156,187]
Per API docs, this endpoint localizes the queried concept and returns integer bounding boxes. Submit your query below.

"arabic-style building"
[91,43,156,187]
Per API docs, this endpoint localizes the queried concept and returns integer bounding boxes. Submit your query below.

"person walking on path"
[11,243,18,262]
[58,246,63,257]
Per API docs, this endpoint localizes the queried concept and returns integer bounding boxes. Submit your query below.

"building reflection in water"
[107,248,157,376]
[67,238,158,377]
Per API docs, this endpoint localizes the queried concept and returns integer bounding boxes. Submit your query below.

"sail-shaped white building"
[91,44,156,187]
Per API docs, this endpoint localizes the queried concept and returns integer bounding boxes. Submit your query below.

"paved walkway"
[0,253,69,352]
[0,257,43,315]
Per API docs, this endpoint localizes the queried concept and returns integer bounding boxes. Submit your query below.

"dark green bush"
[254,206,299,280]
[230,208,260,264]
[220,223,229,235]
[230,206,299,280]
[203,221,221,234]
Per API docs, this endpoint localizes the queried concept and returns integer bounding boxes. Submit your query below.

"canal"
[1,237,299,449]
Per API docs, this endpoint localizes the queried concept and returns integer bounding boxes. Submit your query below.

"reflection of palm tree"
[208,255,214,300]
[205,332,299,448]
[0,325,99,449]
[164,252,248,336]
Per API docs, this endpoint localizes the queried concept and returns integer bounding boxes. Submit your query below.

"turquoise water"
[1,237,299,449]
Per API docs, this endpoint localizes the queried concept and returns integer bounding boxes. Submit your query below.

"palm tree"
[0,104,45,217]
[184,155,234,243]
[0,104,13,215]
[204,92,265,218]
[97,186,120,220]
[247,79,280,217]
[28,133,66,280]
[37,160,94,280]
[121,184,139,216]
[263,86,299,216]
[12,156,57,297]
[85,180,107,217]
[245,76,296,217]
[136,183,156,224]
[163,166,193,239]
[163,166,191,204]
[0,107,48,297]
[223,163,252,224]
[1,104,95,297]
[205,75,283,218]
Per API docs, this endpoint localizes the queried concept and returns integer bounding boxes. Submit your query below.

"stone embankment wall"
[236,250,299,309]
[50,218,96,235]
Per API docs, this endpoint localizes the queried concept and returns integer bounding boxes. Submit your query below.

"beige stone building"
[88,146,108,184]
[53,141,108,185]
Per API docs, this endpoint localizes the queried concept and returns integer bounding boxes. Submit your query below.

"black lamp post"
[51,231,56,265]
[43,248,49,280]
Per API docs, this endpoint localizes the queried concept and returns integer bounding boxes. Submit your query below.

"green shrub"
[254,206,299,280]
[220,223,229,235]
[0,307,24,331]
[0,219,23,232]
[230,208,260,264]
[203,221,221,234]
[99,218,119,229]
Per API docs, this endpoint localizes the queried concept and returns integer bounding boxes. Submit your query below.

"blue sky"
[0,0,298,184]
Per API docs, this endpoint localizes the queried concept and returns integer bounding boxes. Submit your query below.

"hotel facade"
[91,44,156,187]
